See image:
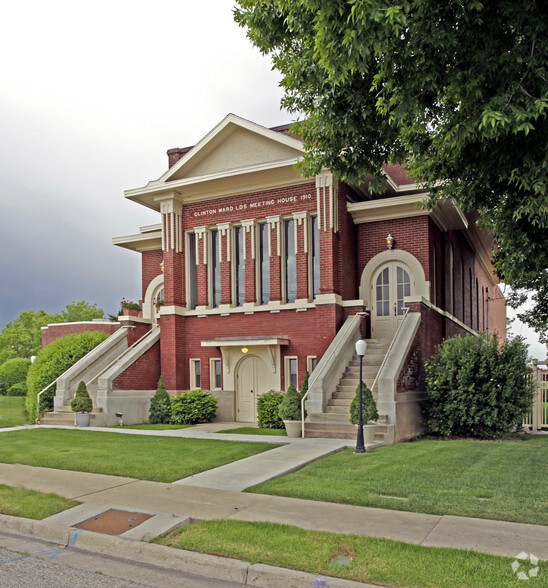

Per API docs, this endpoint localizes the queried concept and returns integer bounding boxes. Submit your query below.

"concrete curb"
[0,514,376,587]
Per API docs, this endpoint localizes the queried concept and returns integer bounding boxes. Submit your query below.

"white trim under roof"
[201,336,289,348]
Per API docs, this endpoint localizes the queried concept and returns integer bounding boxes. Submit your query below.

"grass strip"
[0,429,277,482]
[218,427,287,436]
[155,519,546,588]
[0,484,79,520]
[0,396,26,428]
[248,436,548,525]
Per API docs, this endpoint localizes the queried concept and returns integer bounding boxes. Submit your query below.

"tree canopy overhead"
[235,0,548,343]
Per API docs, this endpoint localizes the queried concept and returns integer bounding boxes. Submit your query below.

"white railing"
[370,307,409,396]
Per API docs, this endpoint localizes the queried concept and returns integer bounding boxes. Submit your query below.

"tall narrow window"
[376,267,390,316]
[190,359,201,389]
[461,258,465,322]
[482,286,485,330]
[284,218,297,303]
[469,269,473,328]
[475,278,479,330]
[210,229,221,308]
[307,356,317,373]
[234,225,245,306]
[286,357,298,389]
[450,244,454,315]
[432,244,437,306]
[210,358,222,390]
[396,266,411,315]
[258,223,270,305]
[187,232,198,310]
[310,215,320,298]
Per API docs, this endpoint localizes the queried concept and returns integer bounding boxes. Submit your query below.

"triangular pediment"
[161,114,304,183]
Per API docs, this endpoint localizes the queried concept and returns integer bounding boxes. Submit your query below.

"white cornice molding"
[347,193,431,224]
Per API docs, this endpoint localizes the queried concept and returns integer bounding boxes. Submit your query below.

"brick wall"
[141,250,164,301]
[41,322,121,349]
[113,341,161,390]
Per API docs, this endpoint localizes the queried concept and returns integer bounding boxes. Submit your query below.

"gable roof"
[125,114,306,211]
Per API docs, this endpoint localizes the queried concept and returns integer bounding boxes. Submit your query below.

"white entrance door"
[372,264,412,341]
[237,356,260,422]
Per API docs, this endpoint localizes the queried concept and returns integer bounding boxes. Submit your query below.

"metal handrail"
[370,307,410,396]
[300,314,363,437]
[35,325,159,422]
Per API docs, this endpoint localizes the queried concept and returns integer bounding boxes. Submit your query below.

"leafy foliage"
[149,376,172,424]
[349,382,379,425]
[0,358,31,396]
[170,389,218,425]
[257,390,285,429]
[70,381,93,413]
[235,0,548,341]
[278,383,303,421]
[424,334,535,437]
[26,331,108,420]
[0,301,104,361]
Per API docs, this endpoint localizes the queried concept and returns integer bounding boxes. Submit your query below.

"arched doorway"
[372,263,412,340]
[236,355,265,422]
[360,250,429,342]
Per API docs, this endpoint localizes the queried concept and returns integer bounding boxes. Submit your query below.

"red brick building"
[44,114,506,441]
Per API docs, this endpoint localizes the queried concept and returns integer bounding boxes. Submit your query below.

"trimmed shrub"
[26,331,108,420]
[349,382,379,424]
[257,391,285,429]
[7,382,27,396]
[170,389,218,425]
[71,381,93,413]
[0,358,31,395]
[424,333,535,437]
[149,376,172,424]
[278,383,303,421]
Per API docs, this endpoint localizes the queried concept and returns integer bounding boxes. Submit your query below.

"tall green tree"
[235,0,548,342]
[0,301,104,362]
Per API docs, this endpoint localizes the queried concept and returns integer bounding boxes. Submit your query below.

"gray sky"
[0,1,545,360]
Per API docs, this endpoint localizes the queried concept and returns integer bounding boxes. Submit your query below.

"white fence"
[524,361,548,431]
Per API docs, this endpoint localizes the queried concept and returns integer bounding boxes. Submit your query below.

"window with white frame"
[285,356,298,389]
[283,218,297,303]
[190,359,201,390]
[310,214,320,298]
[258,222,270,305]
[307,356,317,374]
[210,358,222,390]
[187,232,198,310]
[233,225,245,307]
[210,229,221,308]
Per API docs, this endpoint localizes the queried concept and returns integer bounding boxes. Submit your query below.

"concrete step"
[325,405,350,414]
[308,412,351,423]
[328,398,353,407]
[40,411,102,426]
[304,421,387,441]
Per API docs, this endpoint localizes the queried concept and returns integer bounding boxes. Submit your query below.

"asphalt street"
[0,532,241,588]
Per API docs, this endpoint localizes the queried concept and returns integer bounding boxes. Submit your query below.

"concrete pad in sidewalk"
[173,439,346,491]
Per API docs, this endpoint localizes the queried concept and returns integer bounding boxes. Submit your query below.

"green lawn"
[0,429,277,482]
[155,520,547,588]
[0,396,26,428]
[248,436,548,525]
[219,427,287,436]
[0,484,79,520]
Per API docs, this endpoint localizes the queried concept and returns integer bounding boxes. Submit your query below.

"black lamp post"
[355,338,367,454]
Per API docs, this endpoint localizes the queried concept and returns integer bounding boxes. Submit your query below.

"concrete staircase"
[304,339,389,441]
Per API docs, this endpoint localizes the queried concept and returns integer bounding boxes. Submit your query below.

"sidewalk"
[1,424,547,574]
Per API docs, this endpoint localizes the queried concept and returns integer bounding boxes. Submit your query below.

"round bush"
[278,384,303,421]
[26,331,108,420]
[424,333,535,437]
[170,389,218,425]
[257,391,284,429]
[0,358,31,395]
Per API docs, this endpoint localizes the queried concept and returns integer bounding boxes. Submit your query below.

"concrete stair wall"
[305,340,392,441]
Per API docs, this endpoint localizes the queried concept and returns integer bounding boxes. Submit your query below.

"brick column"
[218,223,232,306]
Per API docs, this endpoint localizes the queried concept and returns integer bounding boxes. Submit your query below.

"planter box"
[283,420,301,438]
[75,413,91,427]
